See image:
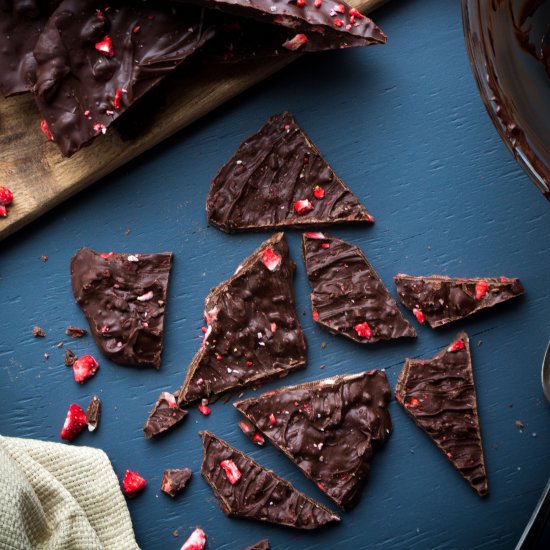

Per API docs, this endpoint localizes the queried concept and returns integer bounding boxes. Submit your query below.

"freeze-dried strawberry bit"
[238,419,265,445]
[349,7,365,18]
[262,247,282,271]
[60,403,87,440]
[40,119,55,141]
[312,309,319,321]
[334,3,345,13]
[65,326,87,338]
[198,403,211,416]
[122,470,146,498]
[321,243,330,249]
[113,89,124,110]
[220,459,241,484]
[0,186,13,206]
[269,413,277,425]
[93,123,107,135]
[95,35,114,56]
[447,340,465,352]
[0,205,7,218]
[100,252,115,259]
[353,322,372,339]
[282,33,308,51]
[405,397,420,409]
[313,185,325,199]
[314,0,322,6]
[180,528,206,550]
[475,281,489,300]
[270,322,277,333]
[413,307,425,324]
[73,355,99,383]
[333,18,344,27]
[304,232,325,239]
[252,432,265,445]
[294,199,314,215]
[160,392,178,408]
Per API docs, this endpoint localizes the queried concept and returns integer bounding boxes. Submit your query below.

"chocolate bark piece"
[32,0,216,157]
[395,332,488,497]
[206,112,374,232]
[394,274,525,328]
[160,468,192,497]
[71,248,173,369]
[302,233,416,343]
[200,431,339,529]
[245,540,270,550]
[176,233,307,406]
[175,0,386,50]
[0,0,60,96]
[85,394,101,432]
[143,391,188,438]
[235,370,392,509]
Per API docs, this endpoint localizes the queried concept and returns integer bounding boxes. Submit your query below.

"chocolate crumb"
[515,419,524,430]
[65,326,88,338]
[40,255,48,262]
[125,228,131,236]
[32,326,45,338]
[172,531,179,538]
[321,342,327,349]
[64,349,76,367]
[86,395,101,432]
[319,364,326,369]
[57,342,63,348]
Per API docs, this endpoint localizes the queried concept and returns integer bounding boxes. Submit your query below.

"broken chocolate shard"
[200,431,339,529]
[206,112,374,232]
[32,0,216,156]
[71,248,173,369]
[303,233,416,343]
[395,332,488,496]
[394,274,524,328]
[176,233,307,406]
[235,370,392,509]
[238,418,265,445]
[65,326,88,338]
[85,395,101,432]
[245,540,270,550]
[143,392,187,439]
[64,349,76,367]
[161,468,192,497]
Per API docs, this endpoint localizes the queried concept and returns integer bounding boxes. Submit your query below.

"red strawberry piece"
[100,252,115,259]
[40,119,54,141]
[304,232,325,239]
[0,205,7,217]
[333,18,343,27]
[296,0,305,5]
[312,309,319,321]
[413,307,425,324]
[122,470,146,498]
[353,322,372,339]
[313,185,325,199]
[220,459,241,484]
[95,35,114,56]
[475,281,489,300]
[282,33,308,51]
[405,397,420,408]
[314,0,322,5]
[113,89,124,110]
[334,3,345,13]
[93,123,107,135]
[72,355,99,383]
[0,186,13,206]
[321,243,330,249]
[447,340,465,352]
[269,413,277,425]
[349,8,365,18]
[180,528,206,550]
[60,403,87,440]
[262,247,282,271]
[251,432,265,445]
[198,403,211,416]
[293,199,314,215]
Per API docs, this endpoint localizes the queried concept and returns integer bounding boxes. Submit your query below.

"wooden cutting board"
[0,0,385,242]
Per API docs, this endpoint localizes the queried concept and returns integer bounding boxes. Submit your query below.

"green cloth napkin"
[0,436,139,550]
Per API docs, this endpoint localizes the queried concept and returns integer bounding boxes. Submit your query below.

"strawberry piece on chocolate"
[72,354,99,383]
[60,403,87,440]
[122,470,146,498]
[220,459,241,484]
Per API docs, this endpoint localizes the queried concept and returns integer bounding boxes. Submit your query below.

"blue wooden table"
[1,1,549,548]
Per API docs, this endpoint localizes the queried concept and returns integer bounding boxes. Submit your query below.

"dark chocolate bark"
[71,247,172,369]
[200,431,340,529]
[245,540,270,550]
[85,394,101,432]
[302,233,416,343]
[0,0,59,96]
[143,392,187,438]
[394,274,524,328]
[160,468,192,497]
[175,0,386,50]
[395,332,488,496]
[206,112,374,232]
[235,370,392,509]
[32,0,216,156]
[176,233,307,406]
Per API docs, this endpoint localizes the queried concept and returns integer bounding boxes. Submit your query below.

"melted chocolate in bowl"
[462,0,550,200]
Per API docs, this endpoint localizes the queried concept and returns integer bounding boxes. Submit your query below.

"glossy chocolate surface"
[395,332,488,497]
[32,0,215,156]
[160,468,192,497]
[394,274,524,328]
[200,431,340,529]
[206,112,373,232]
[71,247,172,369]
[143,392,188,438]
[235,370,392,509]
[302,233,416,343]
[177,233,307,405]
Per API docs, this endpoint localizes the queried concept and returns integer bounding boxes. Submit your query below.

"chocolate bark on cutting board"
[200,431,340,529]
[395,332,488,496]
[394,274,524,328]
[235,370,392,509]
[143,392,188,438]
[206,112,374,232]
[0,0,60,96]
[302,233,416,343]
[71,248,172,369]
[176,232,307,406]
[32,0,216,156]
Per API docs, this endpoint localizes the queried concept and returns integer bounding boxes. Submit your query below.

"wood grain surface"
[0,0,386,242]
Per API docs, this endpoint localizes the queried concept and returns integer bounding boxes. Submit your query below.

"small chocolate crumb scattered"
[86,395,101,432]
[64,349,76,367]
[172,531,179,538]
[125,228,131,236]
[32,326,45,338]
[40,255,48,262]
[515,419,524,430]
[321,342,327,349]
[65,326,88,338]
[319,364,326,369]
[57,342,63,348]
[477,340,483,347]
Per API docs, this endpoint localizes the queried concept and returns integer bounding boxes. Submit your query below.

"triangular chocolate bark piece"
[143,392,187,439]
[395,332,488,496]
[206,112,374,232]
[235,370,392,509]
[200,431,339,529]
[177,233,307,406]
[302,233,416,343]
[394,274,524,328]
[71,248,172,369]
